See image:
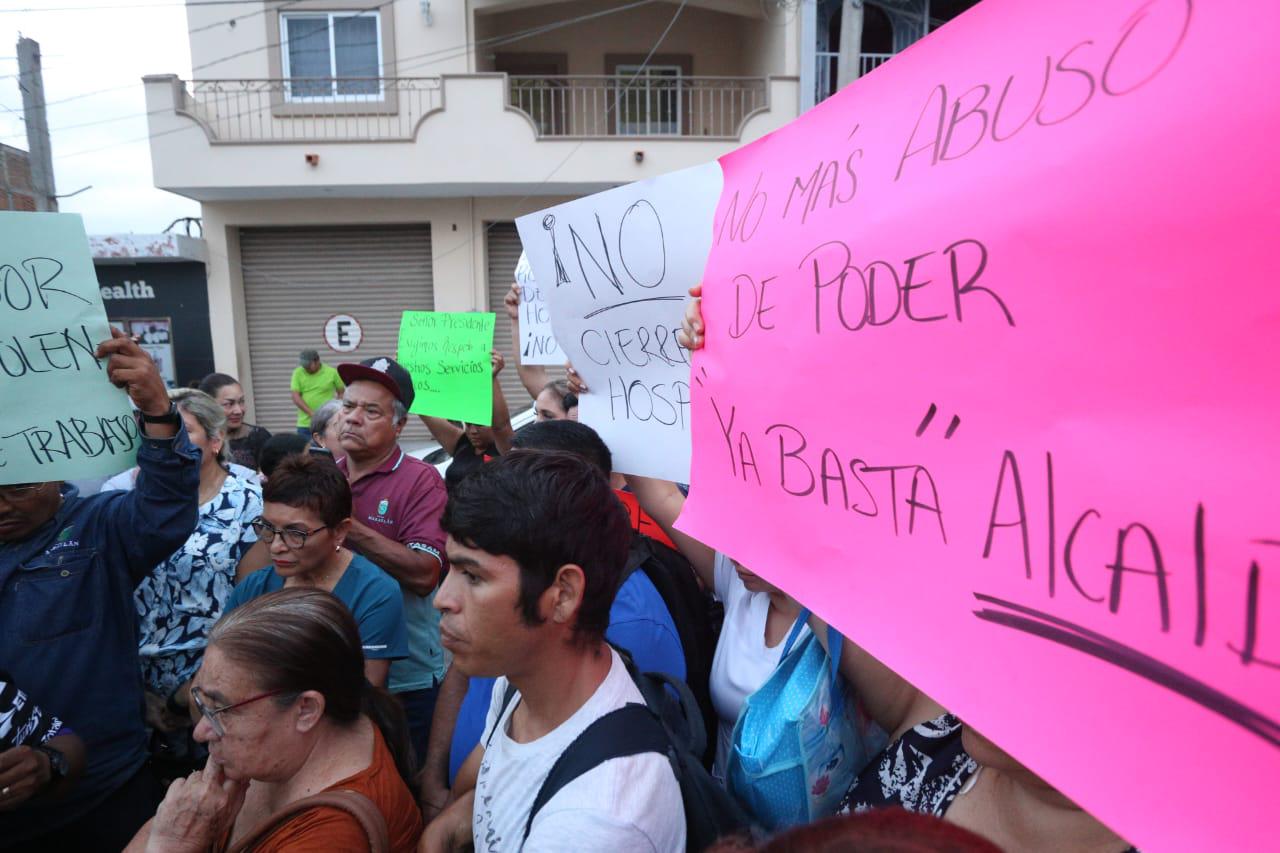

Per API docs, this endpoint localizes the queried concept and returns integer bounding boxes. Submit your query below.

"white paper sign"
[516,162,723,482]
[514,252,561,366]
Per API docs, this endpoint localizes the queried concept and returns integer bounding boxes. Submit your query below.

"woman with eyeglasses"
[228,454,408,688]
[199,373,272,471]
[124,588,423,852]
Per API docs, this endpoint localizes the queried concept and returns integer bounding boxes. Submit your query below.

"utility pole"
[17,36,57,211]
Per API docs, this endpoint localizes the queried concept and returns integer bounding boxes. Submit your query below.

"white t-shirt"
[708,552,808,781]
[473,647,686,853]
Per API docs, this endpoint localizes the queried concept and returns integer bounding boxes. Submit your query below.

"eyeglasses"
[251,518,329,549]
[0,483,47,501]
[190,685,288,738]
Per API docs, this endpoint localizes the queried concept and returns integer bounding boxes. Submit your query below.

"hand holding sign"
[676,1,1279,851]
[517,162,723,482]
[0,212,142,484]
[396,311,496,425]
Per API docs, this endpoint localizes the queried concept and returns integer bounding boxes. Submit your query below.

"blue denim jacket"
[0,427,200,843]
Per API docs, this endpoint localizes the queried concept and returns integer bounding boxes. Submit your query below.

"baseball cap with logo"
[338,357,416,409]
[298,349,320,366]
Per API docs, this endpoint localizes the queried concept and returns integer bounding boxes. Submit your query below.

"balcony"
[167,74,768,145]
[507,75,767,139]
[143,72,798,200]
[175,78,444,144]
[815,52,893,103]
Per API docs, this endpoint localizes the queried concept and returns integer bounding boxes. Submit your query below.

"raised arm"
[93,329,201,584]
[807,611,943,740]
[489,351,515,454]
[419,416,464,456]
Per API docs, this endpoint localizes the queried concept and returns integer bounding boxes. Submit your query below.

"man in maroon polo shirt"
[336,356,448,766]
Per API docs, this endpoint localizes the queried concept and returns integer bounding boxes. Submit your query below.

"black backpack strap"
[620,533,651,584]
[521,703,672,843]
[484,682,519,749]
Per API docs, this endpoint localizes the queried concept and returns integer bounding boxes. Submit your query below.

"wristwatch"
[33,744,68,786]
[138,402,181,427]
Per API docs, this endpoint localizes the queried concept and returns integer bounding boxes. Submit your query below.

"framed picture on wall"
[128,318,177,387]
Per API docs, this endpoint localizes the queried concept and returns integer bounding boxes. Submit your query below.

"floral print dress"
[135,472,262,695]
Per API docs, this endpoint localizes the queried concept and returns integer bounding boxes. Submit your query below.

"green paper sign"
[0,212,139,485]
[397,311,495,425]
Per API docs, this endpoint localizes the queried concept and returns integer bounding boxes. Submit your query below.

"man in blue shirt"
[0,329,200,852]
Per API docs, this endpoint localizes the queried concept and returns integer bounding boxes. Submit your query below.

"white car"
[406,405,538,477]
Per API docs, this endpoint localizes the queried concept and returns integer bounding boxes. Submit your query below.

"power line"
[0,0,286,11]
[45,0,662,156]
[204,0,691,293]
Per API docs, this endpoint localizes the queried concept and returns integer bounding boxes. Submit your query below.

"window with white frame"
[615,65,682,135]
[281,11,382,100]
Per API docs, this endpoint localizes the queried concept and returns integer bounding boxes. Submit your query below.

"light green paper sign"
[0,212,139,485]
[397,311,495,425]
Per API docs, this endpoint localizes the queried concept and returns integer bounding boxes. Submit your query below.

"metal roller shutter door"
[240,225,434,442]
[486,222,562,414]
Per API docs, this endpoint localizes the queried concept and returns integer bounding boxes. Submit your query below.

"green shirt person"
[290,349,344,432]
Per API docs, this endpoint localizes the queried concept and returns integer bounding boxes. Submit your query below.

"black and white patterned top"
[0,670,64,750]
[839,713,1138,852]
[838,713,978,816]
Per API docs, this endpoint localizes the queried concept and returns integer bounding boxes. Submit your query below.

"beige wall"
[183,1,795,82]
[145,74,798,198]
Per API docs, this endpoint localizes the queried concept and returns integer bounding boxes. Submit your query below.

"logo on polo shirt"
[49,526,80,551]
[377,498,389,516]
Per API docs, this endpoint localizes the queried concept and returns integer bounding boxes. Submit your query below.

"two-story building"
[145,0,974,433]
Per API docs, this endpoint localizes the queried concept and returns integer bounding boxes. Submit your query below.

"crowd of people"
[0,282,1138,853]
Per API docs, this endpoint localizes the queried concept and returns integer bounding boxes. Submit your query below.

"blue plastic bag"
[725,611,885,831]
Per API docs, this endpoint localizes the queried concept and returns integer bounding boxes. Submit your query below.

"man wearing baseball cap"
[290,349,344,437]
[336,356,448,766]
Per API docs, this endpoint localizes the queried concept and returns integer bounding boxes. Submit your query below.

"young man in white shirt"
[421,451,685,853]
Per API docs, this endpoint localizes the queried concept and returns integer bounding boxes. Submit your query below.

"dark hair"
[540,379,578,413]
[209,588,417,791]
[198,372,241,398]
[512,419,612,476]
[442,450,630,644]
[706,809,1002,853]
[258,433,311,477]
[262,453,351,527]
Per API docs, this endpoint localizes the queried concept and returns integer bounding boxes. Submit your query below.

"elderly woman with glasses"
[134,389,268,752]
[227,453,407,687]
[124,588,423,853]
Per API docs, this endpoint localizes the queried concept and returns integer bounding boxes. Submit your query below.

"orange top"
[222,726,424,853]
[614,488,677,549]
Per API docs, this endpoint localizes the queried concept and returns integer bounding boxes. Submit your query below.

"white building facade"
[145,0,970,432]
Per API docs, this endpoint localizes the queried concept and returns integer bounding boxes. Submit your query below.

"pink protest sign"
[677,1,1279,849]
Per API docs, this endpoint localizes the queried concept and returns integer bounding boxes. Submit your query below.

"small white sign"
[514,252,562,366]
[517,162,723,483]
[324,314,363,353]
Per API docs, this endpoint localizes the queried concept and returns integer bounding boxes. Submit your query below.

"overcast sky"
[1,0,199,234]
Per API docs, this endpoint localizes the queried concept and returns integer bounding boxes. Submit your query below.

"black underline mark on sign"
[971,592,1280,749]
[916,404,961,439]
[1253,539,1280,548]
[582,295,686,320]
